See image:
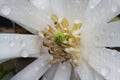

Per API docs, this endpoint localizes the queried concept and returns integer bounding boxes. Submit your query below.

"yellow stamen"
[39,14,83,67]
[51,14,58,22]
[61,18,69,28]
[47,25,55,34]
[55,22,62,31]
[72,23,82,31]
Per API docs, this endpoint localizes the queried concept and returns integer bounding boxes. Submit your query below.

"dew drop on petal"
[35,78,39,80]
[4,36,8,40]
[20,50,29,58]
[83,74,89,80]
[47,64,51,68]
[15,36,19,40]
[117,65,120,72]
[1,5,11,15]
[118,68,120,73]
[20,40,26,47]
[62,65,66,70]
[90,5,94,9]
[112,6,118,13]
[42,77,48,80]
[35,67,39,72]
[100,68,110,77]
[9,41,15,47]
[41,63,45,67]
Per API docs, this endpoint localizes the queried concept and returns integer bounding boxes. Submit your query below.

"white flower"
[0,0,120,80]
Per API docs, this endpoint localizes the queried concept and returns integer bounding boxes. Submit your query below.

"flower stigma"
[39,14,82,67]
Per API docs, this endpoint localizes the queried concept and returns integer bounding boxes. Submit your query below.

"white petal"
[51,0,89,22]
[85,0,120,26]
[75,60,105,80]
[0,0,51,34]
[91,21,120,47]
[53,62,72,80]
[10,54,51,80]
[84,48,120,80]
[0,34,44,60]
[81,21,120,47]
[30,0,53,15]
[42,63,59,80]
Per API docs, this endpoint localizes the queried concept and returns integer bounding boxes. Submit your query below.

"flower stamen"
[39,14,83,67]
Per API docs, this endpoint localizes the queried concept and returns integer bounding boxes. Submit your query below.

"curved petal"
[51,0,89,22]
[85,0,120,27]
[0,0,51,34]
[91,21,120,47]
[30,0,53,15]
[42,63,59,80]
[83,48,120,80]
[10,54,51,80]
[0,34,44,60]
[53,62,72,80]
[75,60,105,80]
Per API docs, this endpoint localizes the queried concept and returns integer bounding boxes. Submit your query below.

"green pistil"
[54,32,69,45]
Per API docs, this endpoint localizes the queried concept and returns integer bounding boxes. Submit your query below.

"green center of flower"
[39,14,82,67]
[54,32,69,45]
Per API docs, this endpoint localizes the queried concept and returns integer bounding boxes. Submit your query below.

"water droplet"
[111,52,116,56]
[62,65,66,70]
[112,6,118,13]
[101,68,110,77]
[43,77,47,80]
[67,5,71,9]
[47,64,51,68]
[35,78,39,80]
[90,5,94,9]
[103,59,107,63]
[4,36,8,40]
[35,67,39,71]
[15,36,19,40]
[1,5,11,15]
[9,41,15,47]
[117,68,120,73]
[21,50,29,58]
[117,66,120,72]
[41,6,45,10]
[82,74,89,79]
[20,40,26,47]
[41,63,45,67]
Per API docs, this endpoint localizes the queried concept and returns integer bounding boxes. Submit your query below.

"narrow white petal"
[0,34,44,60]
[30,0,53,15]
[85,0,120,26]
[51,0,89,22]
[75,60,105,80]
[91,21,120,47]
[11,54,51,80]
[84,48,120,80]
[0,0,51,34]
[53,62,72,80]
[42,63,59,80]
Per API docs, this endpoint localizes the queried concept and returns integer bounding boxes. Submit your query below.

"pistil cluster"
[39,14,82,67]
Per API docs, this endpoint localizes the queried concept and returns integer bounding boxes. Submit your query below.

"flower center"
[39,14,82,67]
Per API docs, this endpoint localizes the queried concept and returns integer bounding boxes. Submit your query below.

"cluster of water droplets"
[2,35,30,58]
[0,4,11,15]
